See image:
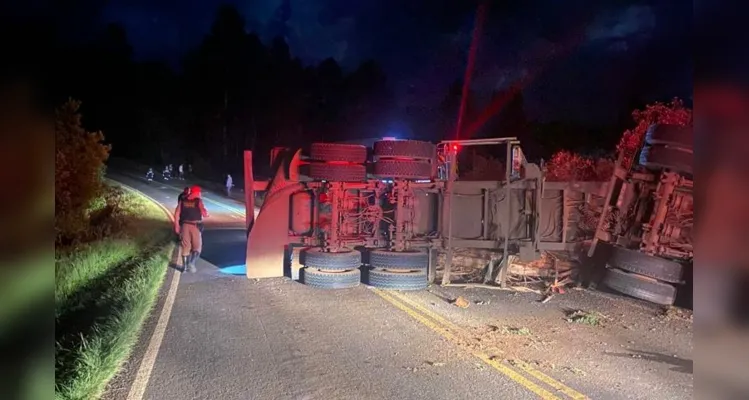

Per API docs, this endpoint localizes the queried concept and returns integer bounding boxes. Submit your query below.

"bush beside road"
[55,184,173,400]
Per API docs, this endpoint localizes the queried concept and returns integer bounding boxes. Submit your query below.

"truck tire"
[639,144,693,175]
[302,268,361,289]
[369,250,428,271]
[310,143,368,163]
[309,162,367,181]
[374,140,436,161]
[602,268,677,306]
[645,124,693,150]
[368,269,428,291]
[373,159,432,180]
[608,246,684,283]
[302,248,362,270]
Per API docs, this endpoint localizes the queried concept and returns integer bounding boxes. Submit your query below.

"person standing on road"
[176,187,190,242]
[178,164,185,180]
[178,186,190,203]
[225,173,234,197]
[174,185,209,273]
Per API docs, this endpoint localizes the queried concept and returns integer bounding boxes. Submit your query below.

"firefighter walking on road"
[174,185,209,273]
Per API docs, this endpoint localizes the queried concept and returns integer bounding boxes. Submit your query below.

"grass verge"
[55,184,172,400]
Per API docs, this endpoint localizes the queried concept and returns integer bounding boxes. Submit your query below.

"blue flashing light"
[220,264,246,275]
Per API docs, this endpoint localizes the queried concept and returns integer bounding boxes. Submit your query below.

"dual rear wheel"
[300,248,429,290]
[308,143,368,181]
[602,245,686,306]
[639,124,693,175]
[307,140,438,181]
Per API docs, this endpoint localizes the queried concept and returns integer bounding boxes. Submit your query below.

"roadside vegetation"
[543,98,691,181]
[55,99,172,400]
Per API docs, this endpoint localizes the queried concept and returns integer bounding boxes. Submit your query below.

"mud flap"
[245,149,304,279]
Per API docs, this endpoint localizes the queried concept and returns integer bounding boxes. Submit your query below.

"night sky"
[15,0,692,124]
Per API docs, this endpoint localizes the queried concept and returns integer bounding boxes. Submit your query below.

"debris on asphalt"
[502,326,532,336]
[528,359,556,370]
[452,296,470,308]
[425,361,445,367]
[658,306,693,321]
[565,310,603,326]
[474,299,490,305]
[562,366,587,376]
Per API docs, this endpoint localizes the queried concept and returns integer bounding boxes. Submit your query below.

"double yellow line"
[371,288,589,400]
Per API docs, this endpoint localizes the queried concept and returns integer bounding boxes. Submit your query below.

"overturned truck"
[244,137,603,291]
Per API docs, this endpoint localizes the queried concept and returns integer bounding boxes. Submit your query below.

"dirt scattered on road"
[408,284,693,397]
[452,296,471,308]
[565,309,605,326]
[658,306,693,322]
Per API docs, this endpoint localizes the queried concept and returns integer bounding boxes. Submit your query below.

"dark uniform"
[174,185,209,272]
[177,187,190,234]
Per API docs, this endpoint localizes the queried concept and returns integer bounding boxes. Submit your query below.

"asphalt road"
[103,172,690,400]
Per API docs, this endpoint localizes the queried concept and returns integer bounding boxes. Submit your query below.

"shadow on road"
[201,228,247,269]
[605,350,693,374]
[168,243,183,272]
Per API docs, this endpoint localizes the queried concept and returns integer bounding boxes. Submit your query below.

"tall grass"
[55,185,172,400]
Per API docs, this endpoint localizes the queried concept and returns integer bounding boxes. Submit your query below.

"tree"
[310,58,345,141]
[54,99,111,243]
[544,98,691,182]
[267,0,292,43]
[339,59,391,140]
[51,4,395,178]
[617,98,692,167]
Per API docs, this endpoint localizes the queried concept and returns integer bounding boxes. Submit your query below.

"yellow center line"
[386,291,589,400]
[371,288,563,400]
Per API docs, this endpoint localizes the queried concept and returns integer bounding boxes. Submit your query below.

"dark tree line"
[43,5,393,178]
[4,2,661,181]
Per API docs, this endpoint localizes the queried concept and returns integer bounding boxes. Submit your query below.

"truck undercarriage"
[241,123,692,307]
[243,137,607,292]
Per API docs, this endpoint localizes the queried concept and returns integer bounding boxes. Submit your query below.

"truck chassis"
[243,137,605,291]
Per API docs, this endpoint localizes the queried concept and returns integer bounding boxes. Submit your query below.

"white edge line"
[112,180,183,400]
[126,271,180,400]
